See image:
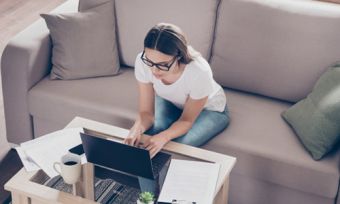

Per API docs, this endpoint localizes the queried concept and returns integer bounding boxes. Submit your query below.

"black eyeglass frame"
[140,51,178,71]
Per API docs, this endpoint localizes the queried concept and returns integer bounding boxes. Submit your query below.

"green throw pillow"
[282,63,340,160]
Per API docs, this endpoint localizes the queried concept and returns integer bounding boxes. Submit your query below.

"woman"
[124,23,229,158]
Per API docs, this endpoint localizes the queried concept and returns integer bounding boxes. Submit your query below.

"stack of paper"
[158,159,220,204]
[16,128,85,177]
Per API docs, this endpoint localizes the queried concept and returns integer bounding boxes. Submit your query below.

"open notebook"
[158,159,220,204]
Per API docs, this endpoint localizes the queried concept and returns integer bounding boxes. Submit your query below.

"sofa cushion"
[28,68,138,131]
[210,0,340,102]
[203,89,340,199]
[41,0,120,80]
[114,0,219,66]
[78,0,110,11]
[282,63,340,160]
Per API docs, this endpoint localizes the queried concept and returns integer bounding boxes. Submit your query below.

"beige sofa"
[1,0,340,203]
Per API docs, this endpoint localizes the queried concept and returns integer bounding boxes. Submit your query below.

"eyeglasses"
[140,51,178,71]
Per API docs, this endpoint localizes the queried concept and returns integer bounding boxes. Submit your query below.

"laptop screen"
[80,133,155,179]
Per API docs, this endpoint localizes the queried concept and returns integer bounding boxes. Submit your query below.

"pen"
[171,199,196,204]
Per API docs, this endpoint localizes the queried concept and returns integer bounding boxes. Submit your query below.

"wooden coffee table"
[5,117,236,204]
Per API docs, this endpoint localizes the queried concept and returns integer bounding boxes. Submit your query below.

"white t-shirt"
[134,52,227,112]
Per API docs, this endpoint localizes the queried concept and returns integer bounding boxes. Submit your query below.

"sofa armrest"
[1,20,52,144]
[1,0,79,144]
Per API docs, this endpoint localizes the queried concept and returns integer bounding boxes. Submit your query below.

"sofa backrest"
[114,0,220,67]
[210,0,340,102]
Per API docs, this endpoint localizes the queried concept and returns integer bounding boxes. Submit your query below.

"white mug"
[53,153,81,185]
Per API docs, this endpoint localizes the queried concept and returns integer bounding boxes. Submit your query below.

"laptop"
[79,132,171,180]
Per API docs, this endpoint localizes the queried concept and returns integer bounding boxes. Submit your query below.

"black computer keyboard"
[151,151,171,177]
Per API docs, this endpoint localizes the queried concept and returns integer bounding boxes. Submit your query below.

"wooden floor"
[0,150,22,203]
[0,0,66,201]
[0,0,66,52]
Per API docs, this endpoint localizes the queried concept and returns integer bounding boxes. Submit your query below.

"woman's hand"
[143,134,169,158]
[124,126,143,147]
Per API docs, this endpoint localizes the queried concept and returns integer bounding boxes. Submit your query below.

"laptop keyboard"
[151,152,171,177]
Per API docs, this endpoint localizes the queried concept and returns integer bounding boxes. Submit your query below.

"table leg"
[76,163,94,200]
[11,192,30,204]
[214,177,230,204]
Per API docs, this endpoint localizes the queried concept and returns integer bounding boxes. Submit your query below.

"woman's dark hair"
[144,23,193,64]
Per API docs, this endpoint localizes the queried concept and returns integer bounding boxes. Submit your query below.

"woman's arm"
[144,96,208,157]
[125,82,155,146]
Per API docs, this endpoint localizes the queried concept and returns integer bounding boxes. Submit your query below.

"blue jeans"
[145,96,230,146]
[138,96,230,194]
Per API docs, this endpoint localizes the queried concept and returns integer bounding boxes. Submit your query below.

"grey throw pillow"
[41,0,119,80]
[282,63,340,160]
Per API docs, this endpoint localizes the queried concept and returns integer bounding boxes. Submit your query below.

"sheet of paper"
[158,159,220,204]
[15,147,40,171]
[24,128,84,178]
[16,128,79,172]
